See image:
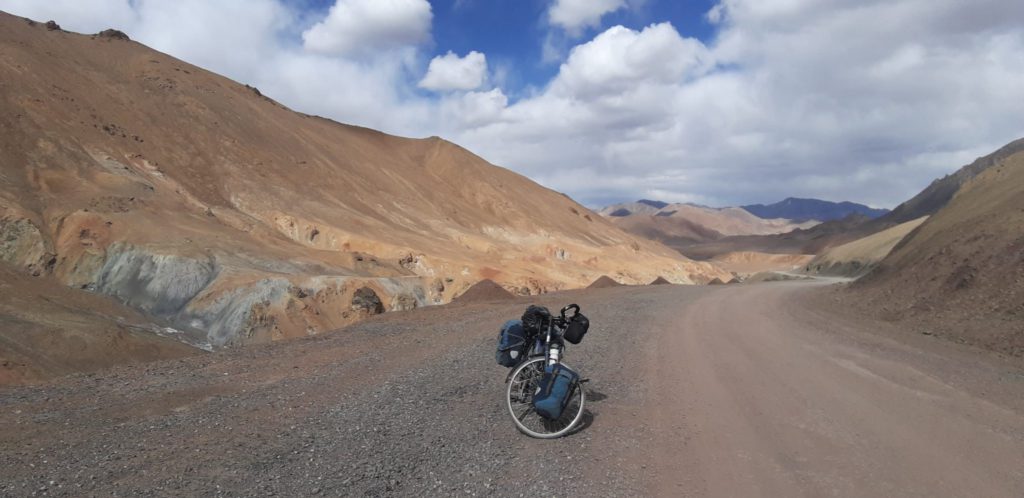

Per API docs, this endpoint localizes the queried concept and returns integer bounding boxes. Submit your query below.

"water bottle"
[547,343,560,365]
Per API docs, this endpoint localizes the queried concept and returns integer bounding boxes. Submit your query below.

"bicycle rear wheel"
[505,357,586,439]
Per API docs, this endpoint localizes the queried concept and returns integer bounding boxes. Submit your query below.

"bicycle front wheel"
[505,357,586,439]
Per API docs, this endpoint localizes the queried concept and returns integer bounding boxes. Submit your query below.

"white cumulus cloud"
[419,51,488,91]
[444,1,1024,208]
[302,0,432,56]
[553,23,712,98]
[548,0,625,34]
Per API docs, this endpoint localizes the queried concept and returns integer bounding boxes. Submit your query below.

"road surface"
[2,281,1022,496]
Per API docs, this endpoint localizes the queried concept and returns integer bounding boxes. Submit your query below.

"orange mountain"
[0,13,728,350]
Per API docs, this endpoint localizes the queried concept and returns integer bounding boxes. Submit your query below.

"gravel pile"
[453,279,515,304]
[586,276,623,289]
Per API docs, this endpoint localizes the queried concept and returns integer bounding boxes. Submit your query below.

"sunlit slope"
[806,216,928,277]
[851,142,1024,356]
[0,12,729,347]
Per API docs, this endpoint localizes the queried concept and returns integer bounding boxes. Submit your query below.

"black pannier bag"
[562,312,589,344]
[496,319,528,367]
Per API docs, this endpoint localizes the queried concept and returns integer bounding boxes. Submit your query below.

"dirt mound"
[847,139,1024,357]
[453,279,515,303]
[587,275,623,288]
[649,276,671,285]
[707,277,726,285]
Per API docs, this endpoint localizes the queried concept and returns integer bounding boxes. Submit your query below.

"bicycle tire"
[505,357,586,439]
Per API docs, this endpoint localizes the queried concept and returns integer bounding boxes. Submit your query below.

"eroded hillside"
[0,13,728,349]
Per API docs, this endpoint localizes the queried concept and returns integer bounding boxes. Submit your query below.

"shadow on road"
[586,388,609,402]
[563,388,608,437]
[564,409,596,437]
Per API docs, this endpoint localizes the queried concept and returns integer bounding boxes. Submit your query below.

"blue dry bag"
[496,320,528,367]
[532,363,579,420]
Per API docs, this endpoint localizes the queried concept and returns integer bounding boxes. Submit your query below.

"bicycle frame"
[504,303,579,383]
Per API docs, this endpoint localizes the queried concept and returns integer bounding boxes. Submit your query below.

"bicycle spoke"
[517,406,534,422]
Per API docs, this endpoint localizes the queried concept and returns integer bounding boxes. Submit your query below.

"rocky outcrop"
[351,287,384,315]
[0,216,55,276]
[93,243,218,315]
[96,29,129,41]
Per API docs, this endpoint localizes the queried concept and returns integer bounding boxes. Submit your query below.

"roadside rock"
[352,287,384,314]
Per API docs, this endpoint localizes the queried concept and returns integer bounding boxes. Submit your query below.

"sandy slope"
[805,216,928,277]
[849,145,1024,357]
[0,12,728,350]
[709,251,814,277]
[2,282,1021,496]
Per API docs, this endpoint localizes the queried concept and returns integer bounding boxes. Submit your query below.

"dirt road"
[2,281,1023,496]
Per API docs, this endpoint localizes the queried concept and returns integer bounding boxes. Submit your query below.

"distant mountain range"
[596,200,819,252]
[601,197,888,224]
[742,198,889,222]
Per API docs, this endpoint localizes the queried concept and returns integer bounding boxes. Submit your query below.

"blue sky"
[292,0,719,101]
[1,0,1024,208]
[426,0,718,96]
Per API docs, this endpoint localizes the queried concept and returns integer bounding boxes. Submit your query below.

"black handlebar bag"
[562,312,589,344]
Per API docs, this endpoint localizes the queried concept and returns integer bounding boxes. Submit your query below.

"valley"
[1,6,1023,498]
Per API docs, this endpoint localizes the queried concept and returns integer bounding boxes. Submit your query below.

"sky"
[2,0,1023,209]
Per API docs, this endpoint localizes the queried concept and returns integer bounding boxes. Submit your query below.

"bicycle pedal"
[579,378,590,383]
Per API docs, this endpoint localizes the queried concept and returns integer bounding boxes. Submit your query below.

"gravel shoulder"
[2,281,1023,497]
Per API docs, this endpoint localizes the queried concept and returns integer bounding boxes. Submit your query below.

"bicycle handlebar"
[559,303,580,324]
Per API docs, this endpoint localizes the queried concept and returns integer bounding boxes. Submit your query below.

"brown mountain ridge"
[846,141,1024,357]
[0,12,729,359]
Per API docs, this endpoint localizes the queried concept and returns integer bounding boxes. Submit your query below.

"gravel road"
[2,281,1023,496]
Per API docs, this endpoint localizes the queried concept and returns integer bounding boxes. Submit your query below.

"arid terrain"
[2,281,1022,497]
[600,200,819,250]
[805,216,928,277]
[0,266,199,385]
[709,251,814,278]
[845,144,1024,358]
[0,12,727,382]
[2,8,1024,498]
[677,139,1024,262]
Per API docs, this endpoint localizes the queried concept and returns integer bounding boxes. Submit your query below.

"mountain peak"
[742,198,888,222]
[637,199,669,209]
